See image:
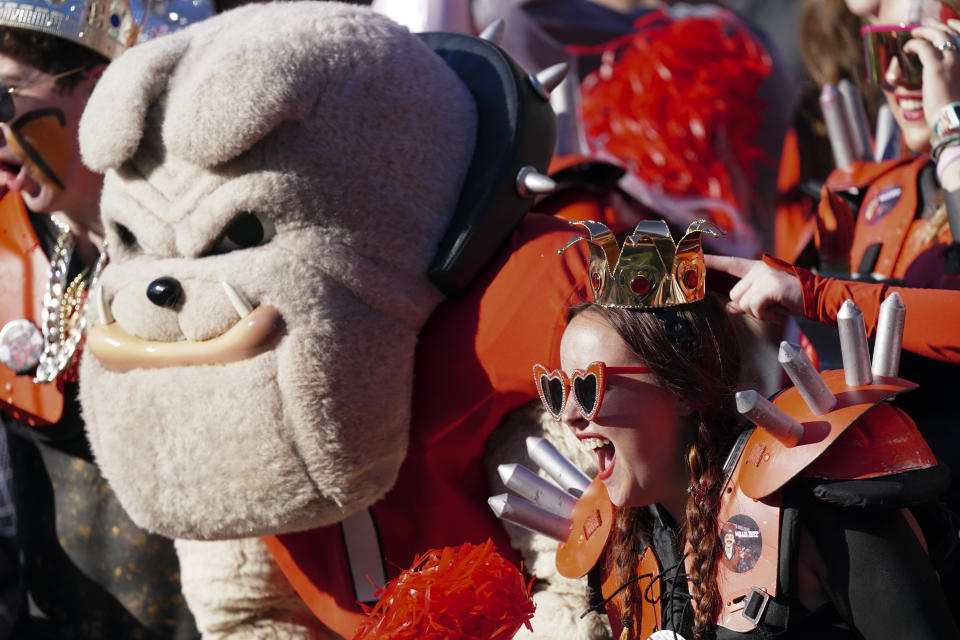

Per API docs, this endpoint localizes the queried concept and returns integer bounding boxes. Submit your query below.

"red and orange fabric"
[264,213,590,639]
[764,253,960,364]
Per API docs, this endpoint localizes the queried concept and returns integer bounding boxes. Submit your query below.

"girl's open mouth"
[581,435,616,480]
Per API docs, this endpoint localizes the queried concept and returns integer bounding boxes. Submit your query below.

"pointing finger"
[703,253,756,279]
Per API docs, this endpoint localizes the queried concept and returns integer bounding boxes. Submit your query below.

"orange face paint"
[3,108,70,192]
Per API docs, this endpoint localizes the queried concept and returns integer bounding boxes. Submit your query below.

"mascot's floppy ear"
[422,30,562,296]
[79,30,192,171]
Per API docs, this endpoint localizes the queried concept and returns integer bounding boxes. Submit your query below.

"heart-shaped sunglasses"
[532,361,651,421]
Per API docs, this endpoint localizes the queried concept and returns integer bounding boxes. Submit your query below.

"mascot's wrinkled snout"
[77,2,478,540]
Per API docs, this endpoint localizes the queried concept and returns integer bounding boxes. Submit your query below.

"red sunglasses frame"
[532,361,651,421]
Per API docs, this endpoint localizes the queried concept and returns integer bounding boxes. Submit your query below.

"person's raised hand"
[703,254,804,322]
[906,19,960,128]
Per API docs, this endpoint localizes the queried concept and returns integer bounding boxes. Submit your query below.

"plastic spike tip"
[778,341,836,415]
[736,390,804,447]
[478,19,505,45]
[528,62,569,100]
[871,292,905,378]
[837,300,872,386]
[516,165,557,197]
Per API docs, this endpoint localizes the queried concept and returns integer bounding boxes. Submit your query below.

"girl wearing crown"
[532,221,958,639]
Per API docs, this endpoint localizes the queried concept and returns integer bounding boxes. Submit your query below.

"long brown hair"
[578,295,742,638]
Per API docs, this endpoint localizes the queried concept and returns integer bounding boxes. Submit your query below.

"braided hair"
[578,294,742,638]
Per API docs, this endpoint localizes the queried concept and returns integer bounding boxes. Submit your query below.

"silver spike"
[736,390,804,447]
[478,19,505,45]
[526,436,591,497]
[221,281,254,319]
[838,299,872,386]
[871,292,905,378]
[516,165,557,198]
[528,62,569,100]
[488,493,572,541]
[778,342,836,415]
[498,463,577,518]
[95,284,114,325]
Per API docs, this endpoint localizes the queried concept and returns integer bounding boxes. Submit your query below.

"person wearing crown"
[532,220,958,639]
[0,0,210,637]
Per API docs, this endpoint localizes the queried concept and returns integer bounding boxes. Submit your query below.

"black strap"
[944,187,960,246]
[742,587,790,629]
[856,242,882,276]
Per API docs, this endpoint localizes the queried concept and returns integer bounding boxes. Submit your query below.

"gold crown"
[0,0,212,60]
[561,219,724,308]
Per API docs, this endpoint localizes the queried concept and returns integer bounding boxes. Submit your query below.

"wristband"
[931,131,960,162]
[937,145,960,182]
[932,101,960,142]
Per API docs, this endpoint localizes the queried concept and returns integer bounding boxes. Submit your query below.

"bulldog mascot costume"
[75,2,608,638]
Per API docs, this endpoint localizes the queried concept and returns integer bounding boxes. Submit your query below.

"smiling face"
[0,53,103,221]
[875,0,956,152]
[723,531,735,558]
[558,310,690,511]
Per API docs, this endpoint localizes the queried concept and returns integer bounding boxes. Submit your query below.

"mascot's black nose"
[146,277,183,308]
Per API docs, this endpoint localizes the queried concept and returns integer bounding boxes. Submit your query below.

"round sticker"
[720,514,762,573]
[0,319,43,374]
[862,185,902,224]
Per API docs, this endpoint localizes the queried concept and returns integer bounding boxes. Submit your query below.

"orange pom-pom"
[577,8,773,236]
[352,540,535,640]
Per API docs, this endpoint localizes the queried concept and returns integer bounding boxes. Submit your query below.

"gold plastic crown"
[0,0,212,60]
[561,219,724,308]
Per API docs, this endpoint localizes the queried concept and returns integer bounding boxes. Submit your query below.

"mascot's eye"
[114,223,139,250]
[226,212,264,246]
[211,212,275,254]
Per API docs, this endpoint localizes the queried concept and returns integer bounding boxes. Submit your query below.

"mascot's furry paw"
[176,537,338,639]
[485,402,612,640]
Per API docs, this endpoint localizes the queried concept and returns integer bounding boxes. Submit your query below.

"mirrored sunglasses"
[532,361,651,421]
[861,24,923,88]
[0,67,87,123]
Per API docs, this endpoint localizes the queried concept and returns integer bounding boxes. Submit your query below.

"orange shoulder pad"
[737,370,917,500]
[824,156,918,192]
[804,401,936,480]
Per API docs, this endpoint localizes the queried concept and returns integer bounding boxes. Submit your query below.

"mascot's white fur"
[78,2,606,638]
[79,2,475,539]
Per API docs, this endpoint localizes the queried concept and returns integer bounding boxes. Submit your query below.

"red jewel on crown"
[630,274,650,295]
[591,272,601,291]
[683,269,698,289]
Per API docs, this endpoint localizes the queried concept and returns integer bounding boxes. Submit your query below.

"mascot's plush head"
[77,2,483,539]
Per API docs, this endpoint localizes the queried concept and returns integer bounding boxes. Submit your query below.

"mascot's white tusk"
[528,62,569,100]
[222,281,254,319]
[96,284,114,325]
[479,19,505,45]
